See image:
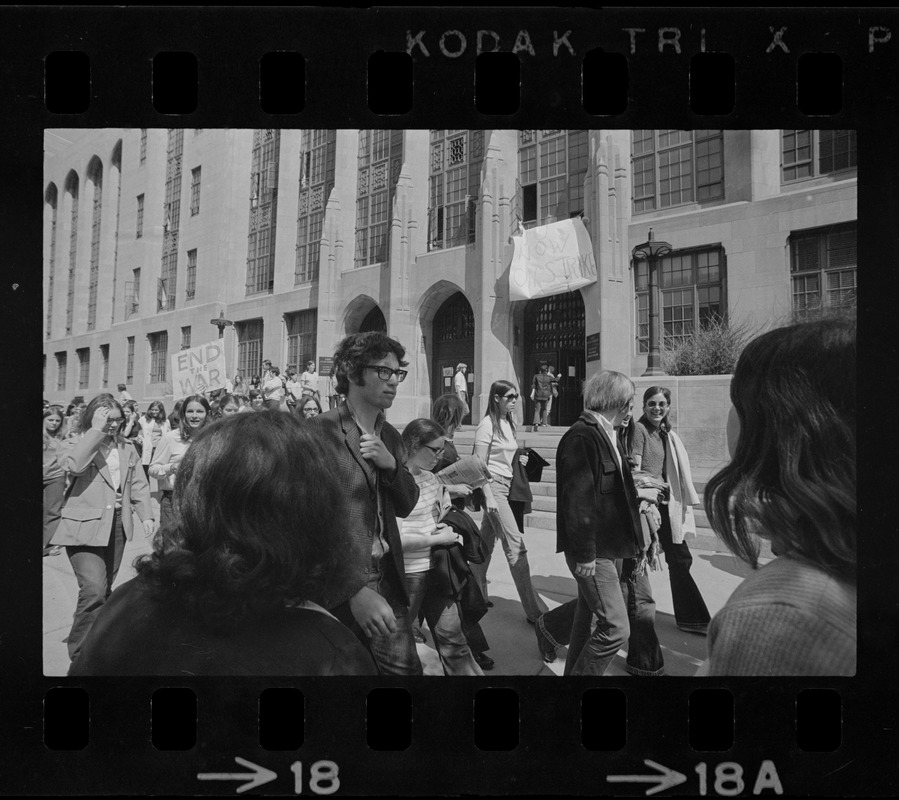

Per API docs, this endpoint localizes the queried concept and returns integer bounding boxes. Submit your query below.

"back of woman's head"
[704,318,856,580]
[401,418,444,459]
[432,394,465,432]
[137,412,355,628]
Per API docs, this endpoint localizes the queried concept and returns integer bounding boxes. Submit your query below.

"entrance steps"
[450,425,771,558]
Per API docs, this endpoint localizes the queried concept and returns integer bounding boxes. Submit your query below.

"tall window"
[286,310,317,369]
[126,336,135,383]
[77,348,90,390]
[148,331,168,383]
[634,247,725,352]
[181,326,192,350]
[125,267,140,319]
[65,176,79,336]
[100,344,109,388]
[185,249,197,300]
[355,129,404,267]
[236,319,264,378]
[46,186,58,339]
[790,222,856,320]
[782,130,857,182]
[632,130,724,213]
[139,129,147,164]
[517,130,589,228]
[296,129,336,284]
[190,166,201,215]
[56,352,67,392]
[136,194,144,238]
[86,161,102,331]
[428,130,483,250]
[246,129,281,295]
[159,128,184,312]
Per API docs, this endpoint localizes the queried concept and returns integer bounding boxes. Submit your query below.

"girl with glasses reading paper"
[399,418,483,676]
[470,381,548,626]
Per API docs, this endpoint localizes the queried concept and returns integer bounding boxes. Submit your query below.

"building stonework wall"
[44,128,856,420]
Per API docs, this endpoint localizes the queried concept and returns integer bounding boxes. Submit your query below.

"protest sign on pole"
[508,216,598,301]
[171,340,227,400]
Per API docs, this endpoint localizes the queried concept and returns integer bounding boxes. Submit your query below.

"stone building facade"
[43,128,857,426]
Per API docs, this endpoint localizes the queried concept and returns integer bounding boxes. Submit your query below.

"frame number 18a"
[695,761,783,796]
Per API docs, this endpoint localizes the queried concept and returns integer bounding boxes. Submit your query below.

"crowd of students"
[43,317,856,678]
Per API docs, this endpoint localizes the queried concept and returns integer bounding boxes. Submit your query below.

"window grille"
[148,331,168,383]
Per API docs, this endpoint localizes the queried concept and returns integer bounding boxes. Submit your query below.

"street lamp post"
[632,228,672,377]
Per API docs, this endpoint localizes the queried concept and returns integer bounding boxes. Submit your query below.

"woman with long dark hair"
[139,401,170,479]
[631,385,710,635]
[150,394,212,532]
[471,380,548,624]
[49,393,155,665]
[69,412,376,676]
[701,318,856,675]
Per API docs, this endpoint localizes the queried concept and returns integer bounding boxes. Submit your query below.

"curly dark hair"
[134,412,358,630]
[704,318,856,581]
[333,331,407,396]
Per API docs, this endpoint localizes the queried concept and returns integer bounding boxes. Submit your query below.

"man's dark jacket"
[555,411,643,563]
[309,403,419,607]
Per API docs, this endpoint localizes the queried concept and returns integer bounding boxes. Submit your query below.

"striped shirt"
[399,471,449,574]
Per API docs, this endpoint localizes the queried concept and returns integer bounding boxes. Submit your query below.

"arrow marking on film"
[197,757,277,794]
[607,759,688,796]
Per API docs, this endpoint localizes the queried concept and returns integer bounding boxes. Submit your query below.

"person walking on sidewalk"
[471,380,549,625]
[555,371,664,677]
[453,364,469,419]
[308,332,422,676]
[631,386,710,635]
[399,418,483,676]
[536,401,665,668]
[42,406,67,557]
[49,393,156,665]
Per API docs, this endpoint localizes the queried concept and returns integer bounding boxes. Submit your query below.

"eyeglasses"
[422,444,445,456]
[499,393,519,401]
[646,401,668,408]
[365,365,408,382]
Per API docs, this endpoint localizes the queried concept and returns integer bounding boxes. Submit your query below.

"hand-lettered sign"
[509,216,597,301]
[171,340,227,400]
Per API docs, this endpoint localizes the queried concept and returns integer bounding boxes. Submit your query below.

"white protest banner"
[509,216,597,301]
[171,340,227,400]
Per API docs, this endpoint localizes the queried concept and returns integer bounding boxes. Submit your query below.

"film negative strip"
[5,5,894,796]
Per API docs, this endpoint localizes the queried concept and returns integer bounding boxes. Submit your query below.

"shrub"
[661,317,755,376]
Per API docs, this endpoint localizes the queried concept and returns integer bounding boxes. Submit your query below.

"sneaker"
[43,546,62,557]
[534,620,557,663]
[474,652,494,671]
[413,628,427,644]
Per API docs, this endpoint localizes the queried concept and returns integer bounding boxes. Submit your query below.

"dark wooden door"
[524,291,586,427]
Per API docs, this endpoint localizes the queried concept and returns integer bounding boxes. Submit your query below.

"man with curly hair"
[309,331,423,675]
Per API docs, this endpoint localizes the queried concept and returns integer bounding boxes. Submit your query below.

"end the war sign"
[171,341,226,400]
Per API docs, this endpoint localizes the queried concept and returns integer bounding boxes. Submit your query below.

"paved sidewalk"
[44,497,759,678]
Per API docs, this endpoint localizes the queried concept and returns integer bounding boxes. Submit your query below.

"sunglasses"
[498,393,519,401]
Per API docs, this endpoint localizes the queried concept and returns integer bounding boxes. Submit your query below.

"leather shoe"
[534,620,556,663]
[486,600,494,608]
[474,652,494,671]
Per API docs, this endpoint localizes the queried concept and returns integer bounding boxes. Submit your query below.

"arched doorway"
[432,291,474,424]
[524,290,586,427]
[360,305,386,333]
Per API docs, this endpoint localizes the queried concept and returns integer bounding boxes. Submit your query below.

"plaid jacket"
[310,403,419,607]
